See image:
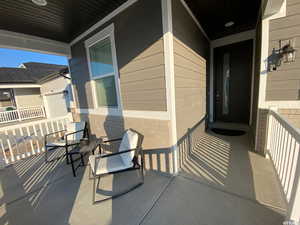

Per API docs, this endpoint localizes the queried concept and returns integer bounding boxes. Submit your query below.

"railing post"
[17,108,22,121]
[26,127,35,155]
[0,155,4,169]
[264,110,271,159]
[0,138,8,165]
[287,149,300,222]
[187,128,192,154]
[4,131,15,163]
[41,106,46,118]
[12,129,20,160]
[32,125,41,154]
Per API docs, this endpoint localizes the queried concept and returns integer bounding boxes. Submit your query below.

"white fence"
[0,116,70,167]
[265,110,300,222]
[0,106,45,124]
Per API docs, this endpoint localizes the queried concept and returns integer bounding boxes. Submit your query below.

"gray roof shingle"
[0,62,68,84]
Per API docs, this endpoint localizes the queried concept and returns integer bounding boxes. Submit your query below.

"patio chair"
[89,128,144,204]
[45,121,89,164]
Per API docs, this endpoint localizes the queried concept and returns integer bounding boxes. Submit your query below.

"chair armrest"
[102,138,122,143]
[65,129,85,145]
[99,138,122,153]
[45,130,66,143]
[46,130,66,137]
[95,148,138,159]
[92,148,143,173]
[65,129,85,137]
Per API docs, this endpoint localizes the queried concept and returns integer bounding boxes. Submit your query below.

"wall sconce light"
[280,40,296,63]
[268,39,296,71]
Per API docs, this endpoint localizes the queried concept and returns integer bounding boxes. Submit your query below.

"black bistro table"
[68,138,101,177]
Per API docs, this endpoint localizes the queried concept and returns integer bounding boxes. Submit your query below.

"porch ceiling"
[185,0,261,40]
[0,0,127,43]
[0,0,261,43]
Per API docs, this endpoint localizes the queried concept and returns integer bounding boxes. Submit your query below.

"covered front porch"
[0,127,286,225]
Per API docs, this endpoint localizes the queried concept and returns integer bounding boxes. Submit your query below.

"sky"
[0,48,68,68]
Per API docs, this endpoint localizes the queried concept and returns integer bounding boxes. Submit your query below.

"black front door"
[214,40,253,124]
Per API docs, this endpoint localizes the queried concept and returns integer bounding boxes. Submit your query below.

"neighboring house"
[0,62,73,123]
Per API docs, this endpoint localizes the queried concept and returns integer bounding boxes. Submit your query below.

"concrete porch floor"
[0,128,286,225]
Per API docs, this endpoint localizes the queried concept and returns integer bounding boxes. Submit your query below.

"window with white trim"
[85,24,120,108]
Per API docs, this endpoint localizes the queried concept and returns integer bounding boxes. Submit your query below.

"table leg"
[65,146,70,164]
[80,153,84,166]
[70,153,76,177]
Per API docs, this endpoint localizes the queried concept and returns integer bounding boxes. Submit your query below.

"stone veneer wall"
[73,112,175,174]
[255,108,269,155]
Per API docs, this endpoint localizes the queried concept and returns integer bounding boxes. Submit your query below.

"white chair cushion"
[118,130,139,167]
[66,122,85,141]
[89,154,132,175]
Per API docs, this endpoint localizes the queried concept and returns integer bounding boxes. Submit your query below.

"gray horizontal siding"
[69,0,167,111]
[119,38,167,110]
[174,38,207,139]
[172,0,209,140]
[267,0,300,101]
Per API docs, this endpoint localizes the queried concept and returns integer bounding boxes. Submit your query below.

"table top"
[69,138,101,154]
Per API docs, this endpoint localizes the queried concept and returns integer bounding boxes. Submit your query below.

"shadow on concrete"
[178,120,287,212]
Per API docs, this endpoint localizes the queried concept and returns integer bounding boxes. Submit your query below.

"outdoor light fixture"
[268,39,296,71]
[283,220,300,225]
[225,21,234,27]
[278,39,296,63]
[32,0,47,6]
[280,42,296,63]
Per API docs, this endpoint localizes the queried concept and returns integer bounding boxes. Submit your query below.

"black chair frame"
[45,122,89,164]
[90,129,144,204]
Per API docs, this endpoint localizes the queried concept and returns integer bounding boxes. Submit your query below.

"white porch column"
[161,0,179,174]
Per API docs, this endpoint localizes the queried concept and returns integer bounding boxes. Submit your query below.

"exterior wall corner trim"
[162,0,179,174]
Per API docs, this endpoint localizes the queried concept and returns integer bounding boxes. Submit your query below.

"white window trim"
[75,108,170,120]
[84,23,123,113]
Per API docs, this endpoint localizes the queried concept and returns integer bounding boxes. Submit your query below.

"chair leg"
[92,176,101,203]
[97,176,101,189]
[93,175,96,204]
[45,147,48,163]
[93,181,143,204]
[70,154,76,177]
[80,153,84,166]
[92,171,144,205]
[65,146,70,165]
[88,165,92,179]
[140,165,144,184]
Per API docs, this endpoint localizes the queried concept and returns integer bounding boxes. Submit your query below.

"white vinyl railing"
[265,110,300,222]
[0,106,46,124]
[0,116,70,167]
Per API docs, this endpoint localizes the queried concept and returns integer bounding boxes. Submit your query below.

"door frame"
[209,30,256,125]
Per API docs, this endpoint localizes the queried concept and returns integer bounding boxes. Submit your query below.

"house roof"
[0,62,68,84]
